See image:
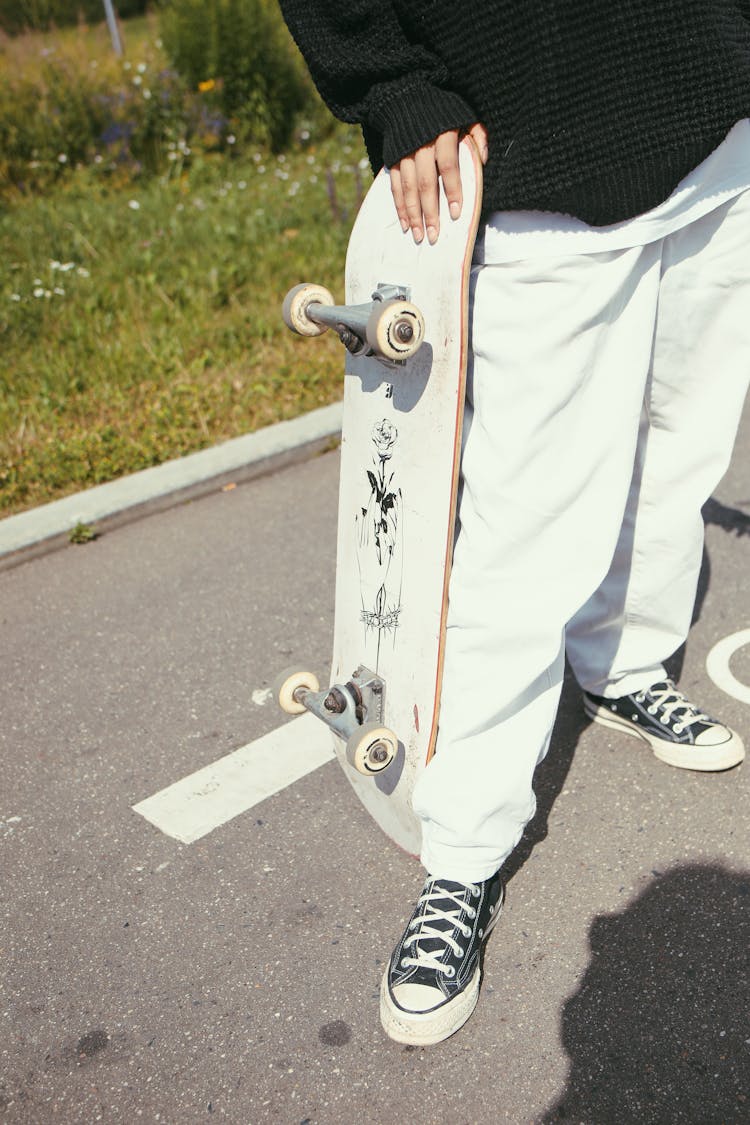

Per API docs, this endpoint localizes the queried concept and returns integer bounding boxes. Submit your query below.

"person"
[278,0,750,1046]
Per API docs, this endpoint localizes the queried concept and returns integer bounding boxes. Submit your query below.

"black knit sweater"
[279,0,750,225]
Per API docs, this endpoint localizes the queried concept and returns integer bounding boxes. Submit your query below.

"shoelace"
[401,882,479,977]
[635,680,709,734]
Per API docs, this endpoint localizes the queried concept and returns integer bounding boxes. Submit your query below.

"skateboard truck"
[282,282,426,364]
[273,664,399,775]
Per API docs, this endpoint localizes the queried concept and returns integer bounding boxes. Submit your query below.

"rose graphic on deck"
[356,419,404,667]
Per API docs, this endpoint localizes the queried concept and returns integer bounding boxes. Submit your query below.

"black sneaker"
[583,678,744,771]
[380,872,503,1045]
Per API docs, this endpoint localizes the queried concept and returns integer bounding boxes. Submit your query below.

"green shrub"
[159,0,309,150]
[0,1,150,35]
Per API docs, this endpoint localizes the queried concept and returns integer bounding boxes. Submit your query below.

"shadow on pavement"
[541,863,750,1125]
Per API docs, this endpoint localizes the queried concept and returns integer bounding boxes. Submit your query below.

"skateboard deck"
[277,138,483,855]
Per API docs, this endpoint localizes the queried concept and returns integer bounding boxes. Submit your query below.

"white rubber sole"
[380,892,503,1046]
[380,963,482,1046]
[584,700,745,771]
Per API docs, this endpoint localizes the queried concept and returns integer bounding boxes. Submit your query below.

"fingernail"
[427,225,438,244]
[400,219,409,233]
[413,228,424,244]
[449,202,460,220]
[482,146,489,163]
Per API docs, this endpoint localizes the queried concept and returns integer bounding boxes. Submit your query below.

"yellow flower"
[198,78,216,93]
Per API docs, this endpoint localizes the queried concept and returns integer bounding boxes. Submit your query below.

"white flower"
[77,267,90,278]
[358,157,370,170]
[33,288,44,298]
[59,262,75,272]
[50,259,62,270]
[94,154,103,164]
[132,75,142,86]
[137,62,147,73]
[128,199,140,210]
[300,129,310,141]
[53,287,65,296]
[238,180,247,190]
[10,293,20,302]
[143,89,152,100]
[57,153,68,164]
[227,134,236,145]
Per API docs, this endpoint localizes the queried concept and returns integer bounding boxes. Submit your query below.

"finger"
[389,167,410,232]
[413,146,441,243]
[434,129,462,220]
[468,122,489,164]
[398,155,426,243]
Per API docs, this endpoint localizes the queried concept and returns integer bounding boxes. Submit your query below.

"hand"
[389,123,488,245]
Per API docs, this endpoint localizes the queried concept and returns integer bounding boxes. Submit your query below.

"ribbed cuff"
[370,80,477,166]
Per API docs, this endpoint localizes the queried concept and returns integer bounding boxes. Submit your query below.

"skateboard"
[274,138,483,855]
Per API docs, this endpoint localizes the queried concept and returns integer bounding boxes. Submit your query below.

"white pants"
[413,191,750,882]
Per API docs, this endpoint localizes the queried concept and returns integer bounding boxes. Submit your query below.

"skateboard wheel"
[365,299,425,361]
[282,283,335,337]
[272,666,320,715]
[346,722,398,775]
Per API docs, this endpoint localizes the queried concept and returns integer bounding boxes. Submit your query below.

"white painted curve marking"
[132,712,335,844]
[706,628,750,705]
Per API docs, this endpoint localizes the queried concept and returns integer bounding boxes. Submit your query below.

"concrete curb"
[0,402,343,570]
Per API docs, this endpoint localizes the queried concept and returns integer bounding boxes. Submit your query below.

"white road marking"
[706,628,750,705]
[132,713,335,844]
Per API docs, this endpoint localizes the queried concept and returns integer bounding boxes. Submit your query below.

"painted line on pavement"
[132,713,335,844]
[706,628,750,705]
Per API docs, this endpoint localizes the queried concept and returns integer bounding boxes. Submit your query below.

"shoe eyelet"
[445,965,455,978]
[479,928,484,937]
[648,706,658,715]
[468,907,477,919]
[456,946,464,957]
[471,886,480,899]
[660,717,669,724]
[673,724,685,734]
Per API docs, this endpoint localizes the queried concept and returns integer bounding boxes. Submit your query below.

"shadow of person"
[541,864,750,1125]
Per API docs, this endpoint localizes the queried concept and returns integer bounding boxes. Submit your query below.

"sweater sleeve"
[278,0,477,167]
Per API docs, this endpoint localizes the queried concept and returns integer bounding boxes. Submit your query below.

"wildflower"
[53,287,65,296]
[94,154,103,164]
[10,294,20,302]
[33,287,45,298]
[238,180,247,190]
[143,89,152,100]
[57,154,68,164]
[358,157,370,170]
[300,129,311,141]
[50,260,62,270]
[137,62,147,73]
[198,79,216,93]
[133,75,142,86]
[77,268,90,278]
[128,200,141,210]
[227,134,236,145]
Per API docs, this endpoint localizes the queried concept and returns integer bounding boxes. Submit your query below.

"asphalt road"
[2,398,749,1124]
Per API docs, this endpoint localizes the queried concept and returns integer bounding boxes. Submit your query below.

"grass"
[1,112,367,516]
